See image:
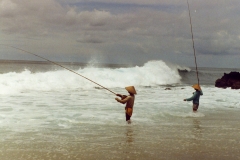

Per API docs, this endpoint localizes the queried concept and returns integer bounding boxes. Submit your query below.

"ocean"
[0,60,239,160]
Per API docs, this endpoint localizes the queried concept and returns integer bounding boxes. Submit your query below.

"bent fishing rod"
[0,44,116,95]
[187,0,200,85]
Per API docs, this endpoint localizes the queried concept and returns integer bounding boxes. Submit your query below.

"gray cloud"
[0,0,240,68]
[76,34,104,43]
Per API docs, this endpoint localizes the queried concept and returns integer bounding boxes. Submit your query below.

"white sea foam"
[0,60,239,134]
[0,60,182,94]
[0,84,239,134]
[166,111,205,118]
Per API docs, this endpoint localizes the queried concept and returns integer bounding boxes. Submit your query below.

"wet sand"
[0,109,240,160]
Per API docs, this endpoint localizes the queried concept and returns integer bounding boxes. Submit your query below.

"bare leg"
[127,120,131,124]
[193,104,199,113]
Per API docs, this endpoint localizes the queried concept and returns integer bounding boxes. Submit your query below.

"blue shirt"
[186,90,203,104]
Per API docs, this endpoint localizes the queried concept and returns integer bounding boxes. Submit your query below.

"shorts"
[126,113,131,121]
[193,103,199,111]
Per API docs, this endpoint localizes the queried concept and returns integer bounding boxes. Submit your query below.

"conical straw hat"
[192,84,201,90]
[125,86,137,94]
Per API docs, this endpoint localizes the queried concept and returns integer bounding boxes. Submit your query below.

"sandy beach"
[0,109,239,160]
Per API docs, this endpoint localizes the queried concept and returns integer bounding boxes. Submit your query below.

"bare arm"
[115,96,130,104]
[116,94,123,98]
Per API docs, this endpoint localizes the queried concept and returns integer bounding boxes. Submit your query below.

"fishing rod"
[0,44,117,95]
[187,0,200,85]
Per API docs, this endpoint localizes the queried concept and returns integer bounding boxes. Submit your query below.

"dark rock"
[165,88,171,90]
[215,72,240,89]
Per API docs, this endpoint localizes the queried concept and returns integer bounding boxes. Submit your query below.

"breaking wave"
[0,60,188,94]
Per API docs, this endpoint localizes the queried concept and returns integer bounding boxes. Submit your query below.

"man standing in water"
[184,84,203,112]
[115,86,136,124]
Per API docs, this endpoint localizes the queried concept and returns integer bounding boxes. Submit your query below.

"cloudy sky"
[0,0,240,68]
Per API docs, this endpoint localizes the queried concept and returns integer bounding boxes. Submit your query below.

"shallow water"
[0,61,239,159]
[1,110,240,160]
[0,86,239,160]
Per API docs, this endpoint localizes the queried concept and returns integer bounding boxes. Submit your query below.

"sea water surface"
[0,60,239,160]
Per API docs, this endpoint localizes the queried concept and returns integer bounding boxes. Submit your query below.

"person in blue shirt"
[184,84,203,112]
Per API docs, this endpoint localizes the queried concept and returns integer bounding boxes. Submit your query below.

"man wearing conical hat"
[115,86,136,124]
[184,84,203,112]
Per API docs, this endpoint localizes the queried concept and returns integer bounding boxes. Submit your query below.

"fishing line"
[187,0,200,85]
[0,44,117,95]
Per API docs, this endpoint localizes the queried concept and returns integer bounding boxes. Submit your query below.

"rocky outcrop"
[165,88,171,90]
[215,72,240,89]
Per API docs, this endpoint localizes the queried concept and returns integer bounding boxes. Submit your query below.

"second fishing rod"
[187,0,200,85]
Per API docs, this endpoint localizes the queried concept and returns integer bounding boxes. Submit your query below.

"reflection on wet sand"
[126,126,134,144]
[121,125,135,159]
[192,119,202,139]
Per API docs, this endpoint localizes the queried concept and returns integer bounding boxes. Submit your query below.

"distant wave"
[0,60,187,94]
